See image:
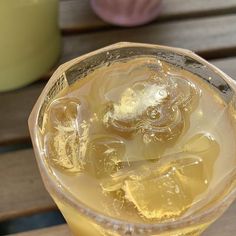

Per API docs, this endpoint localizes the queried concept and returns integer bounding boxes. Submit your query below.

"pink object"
[90,0,162,27]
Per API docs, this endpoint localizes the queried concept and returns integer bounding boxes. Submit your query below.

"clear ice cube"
[182,133,220,178]
[123,156,209,220]
[100,133,219,220]
[44,97,90,172]
[183,133,219,154]
[44,131,82,172]
[86,135,126,178]
[47,97,81,130]
[103,74,199,143]
[172,77,200,112]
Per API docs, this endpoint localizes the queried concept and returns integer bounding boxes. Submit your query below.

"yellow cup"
[0,0,61,92]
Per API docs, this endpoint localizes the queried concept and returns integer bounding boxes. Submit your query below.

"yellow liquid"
[42,57,236,235]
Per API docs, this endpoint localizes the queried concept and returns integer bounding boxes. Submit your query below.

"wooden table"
[1,0,236,235]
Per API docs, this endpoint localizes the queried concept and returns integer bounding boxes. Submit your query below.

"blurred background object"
[0,0,61,92]
[90,0,162,26]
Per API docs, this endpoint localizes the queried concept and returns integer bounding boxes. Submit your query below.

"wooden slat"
[2,15,236,145]
[59,0,105,32]
[60,14,236,63]
[0,149,56,221]
[10,225,70,236]
[9,202,236,236]
[211,57,236,78]
[59,0,236,32]
[0,83,45,146]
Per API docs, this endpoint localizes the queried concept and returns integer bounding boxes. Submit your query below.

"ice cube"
[99,151,181,194]
[100,132,220,194]
[182,133,220,179]
[100,133,220,220]
[44,130,83,172]
[171,77,200,112]
[103,101,137,135]
[100,161,154,192]
[173,157,210,199]
[123,155,209,220]
[103,81,170,131]
[120,133,220,220]
[123,167,186,220]
[44,118,90,173]
[102,75,200,143]
[86,135,126,178]
[43,96,94,172]
[139,105,184,142]
[100,177,124,192]
[47,97,81,130]
[183,133,219,154]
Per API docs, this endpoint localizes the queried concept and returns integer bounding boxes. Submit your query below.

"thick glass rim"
[29,42,236,234]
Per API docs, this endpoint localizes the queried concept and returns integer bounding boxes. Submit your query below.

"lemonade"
[40,55,236,236]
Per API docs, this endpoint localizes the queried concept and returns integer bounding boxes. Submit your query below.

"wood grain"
[10,225,70,236]
[211,57,236,79]
[0,83,45,146]
[60,0,105,32]
[0,149,56,221]
[60,14,236,64]
[59,0,236,32]
[9,202,236,235]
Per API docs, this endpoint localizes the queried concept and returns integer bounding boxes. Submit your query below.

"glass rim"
[29,42,236,234]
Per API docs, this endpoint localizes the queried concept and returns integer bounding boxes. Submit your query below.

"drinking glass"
[29,42,236,236]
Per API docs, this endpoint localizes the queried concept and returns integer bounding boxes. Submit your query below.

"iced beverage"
[29,43,236,236]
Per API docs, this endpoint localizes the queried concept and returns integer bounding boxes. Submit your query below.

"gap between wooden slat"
[59,0,236,33]
[59,14,236,64]
[10,224,70,236]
